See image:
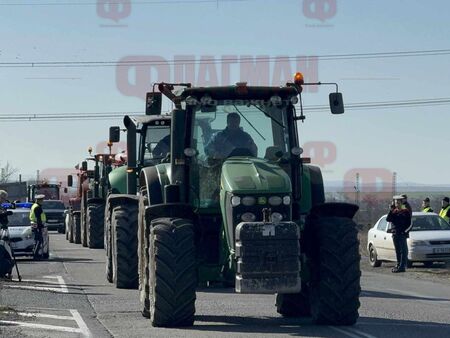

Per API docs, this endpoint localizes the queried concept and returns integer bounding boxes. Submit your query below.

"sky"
[1,0,450,189]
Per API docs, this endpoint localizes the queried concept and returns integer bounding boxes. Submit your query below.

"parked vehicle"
[42,200,66,233]
[368,212,450,267]
[8,207,49,259]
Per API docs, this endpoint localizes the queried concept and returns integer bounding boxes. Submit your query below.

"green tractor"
[105,92,172,289]
[134,75,360,327]
[81,149,119,249]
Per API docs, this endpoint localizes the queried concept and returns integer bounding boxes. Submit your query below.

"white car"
[368,212,450,268]
[8,208,49,259]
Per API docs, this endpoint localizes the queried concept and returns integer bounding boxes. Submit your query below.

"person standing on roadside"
[422,197,434,212]
[387,195,412,273]
[29,194,46,259]
[439,197,450,223]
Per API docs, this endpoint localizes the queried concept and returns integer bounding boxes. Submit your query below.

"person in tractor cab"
[205,112,257,159]
[29,194,46,259]
[152,134,171,160]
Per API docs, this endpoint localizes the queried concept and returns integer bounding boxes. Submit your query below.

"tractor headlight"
[22,227,33,239]
[271,212,283,224]
[231,196,241,207]
[241,196,256,206]
[283,196,291,205]
[241,212,256,222]
[268,196,282,206]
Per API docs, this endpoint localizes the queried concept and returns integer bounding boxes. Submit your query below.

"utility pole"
[36,170,40,183]
[355,172,360,206]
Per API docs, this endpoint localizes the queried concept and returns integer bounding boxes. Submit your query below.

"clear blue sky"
[1,0,450,187]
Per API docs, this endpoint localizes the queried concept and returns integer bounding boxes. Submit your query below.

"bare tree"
[0,162,19,184]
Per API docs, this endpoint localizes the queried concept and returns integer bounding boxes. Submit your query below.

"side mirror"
[81,161,88,172]
[146,92,162,115]
[67,175,73,187]
[109,126,121,143]
[329,92,344,114]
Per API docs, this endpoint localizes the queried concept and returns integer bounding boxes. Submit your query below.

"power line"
[0,0,246,6]
[1,97,450,121]
[1,49,450,68]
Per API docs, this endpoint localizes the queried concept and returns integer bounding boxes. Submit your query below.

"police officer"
[439,197,450,223]
[29,194,46,259]
[387,195,412,273]
[422,197,433,212]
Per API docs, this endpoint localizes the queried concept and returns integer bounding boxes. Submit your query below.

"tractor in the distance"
[133,74,360,327]
[27,182,61,201]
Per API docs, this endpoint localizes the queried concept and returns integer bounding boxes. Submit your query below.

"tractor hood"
[221,158,291,194]
[108,165,127,194]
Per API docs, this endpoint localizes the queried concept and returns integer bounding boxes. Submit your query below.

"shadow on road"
[358,317,450,336]
[16,257,94,263]
[361,290,450,302]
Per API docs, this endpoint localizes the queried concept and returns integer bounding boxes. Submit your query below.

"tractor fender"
[144,203,193,226]
[106,194,140,211]
[139,167,163,206]
[87,197,105,205]
[309,202,359,220]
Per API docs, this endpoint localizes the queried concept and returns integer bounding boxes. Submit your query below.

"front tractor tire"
[309,216,361,325]
[148,218,196,327]
[87,203,105,249]
[111,203,139,289]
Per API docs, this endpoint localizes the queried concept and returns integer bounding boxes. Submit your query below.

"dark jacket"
[205,127,257,158]
[387,207,412,236]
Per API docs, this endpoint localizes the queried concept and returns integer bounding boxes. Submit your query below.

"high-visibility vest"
[29,203,46,223]
[422,207,432,213]
[439,205,450,222]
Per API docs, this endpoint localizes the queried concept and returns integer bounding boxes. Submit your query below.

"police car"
[3,203,49,259]
[368,212,450,268]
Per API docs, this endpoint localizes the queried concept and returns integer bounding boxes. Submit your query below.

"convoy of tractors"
[63,73,361,327]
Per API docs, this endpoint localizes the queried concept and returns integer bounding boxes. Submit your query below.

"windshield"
[35,187,59,200]
[42,201,65,210]
[411,215,450,231]
[142,125,171,165]
[189,102,291,208]
[8,212,31,226]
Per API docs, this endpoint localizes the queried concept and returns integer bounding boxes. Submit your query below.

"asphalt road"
[1,232,450,338]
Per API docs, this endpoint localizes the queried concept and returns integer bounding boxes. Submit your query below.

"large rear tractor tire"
[87,203,105,249]
[148,218,197,327]
[111,203,139,289]
[309,217,361,325]
[73,213,81,244]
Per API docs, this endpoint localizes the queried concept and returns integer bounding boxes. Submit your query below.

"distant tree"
[0,162,19,184]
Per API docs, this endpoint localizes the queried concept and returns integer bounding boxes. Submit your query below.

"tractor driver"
[152,134,171,160]
[205,112,257,159]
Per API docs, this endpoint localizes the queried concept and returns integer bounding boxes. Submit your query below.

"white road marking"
[70,309,92,338]
[330,326,377,338]
[2,309,92,337]
[7,285,68,293]
[56,275,69,293]
[330,326,362,338]
[17,312,74,320]
[6,275,69,293]
[0,320,81,333]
